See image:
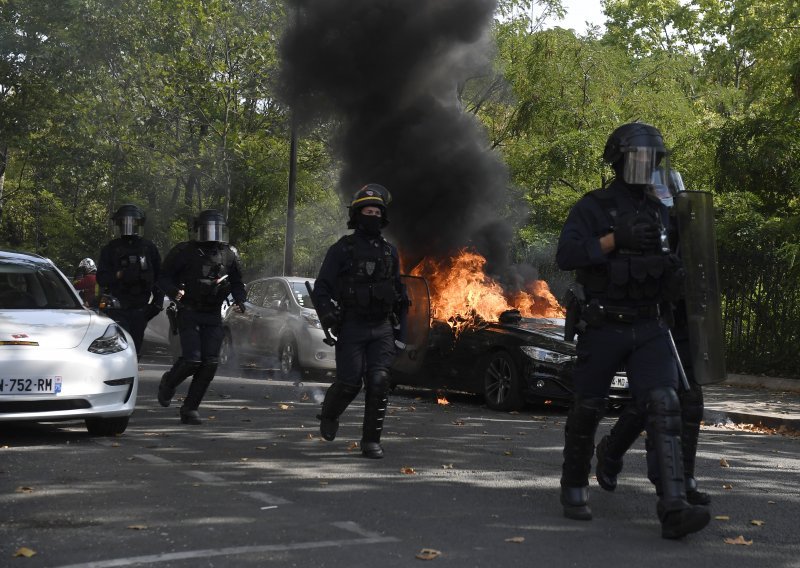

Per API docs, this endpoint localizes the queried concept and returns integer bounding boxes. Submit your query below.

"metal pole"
[283,114,298,276]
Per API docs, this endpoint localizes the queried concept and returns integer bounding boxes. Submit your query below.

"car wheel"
[483,350,524,411]
[279,338,299,379]
[219,331,234,368]
[85,416,130,436]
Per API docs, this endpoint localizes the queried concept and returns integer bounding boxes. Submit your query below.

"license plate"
[0,376,62,394]
[611,375,629,389]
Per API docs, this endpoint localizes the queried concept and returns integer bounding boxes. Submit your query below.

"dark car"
[392,278,630,411]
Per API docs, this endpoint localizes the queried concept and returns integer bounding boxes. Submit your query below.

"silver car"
[222,276,336,379]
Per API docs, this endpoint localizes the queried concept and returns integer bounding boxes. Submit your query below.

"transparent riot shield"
[674,191,727,385]
[392,275,431,375]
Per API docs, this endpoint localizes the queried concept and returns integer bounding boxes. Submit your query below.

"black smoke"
[279,0,518,275]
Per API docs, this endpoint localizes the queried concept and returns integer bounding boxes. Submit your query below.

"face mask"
[358,213,382,235]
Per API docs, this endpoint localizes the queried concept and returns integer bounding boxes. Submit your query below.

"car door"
[230,279,266,355]
[254,279,290,355]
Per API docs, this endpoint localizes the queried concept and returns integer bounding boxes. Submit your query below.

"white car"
[0,250,138,435]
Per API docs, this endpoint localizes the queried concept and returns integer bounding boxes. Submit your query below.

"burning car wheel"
[483,351,524,411]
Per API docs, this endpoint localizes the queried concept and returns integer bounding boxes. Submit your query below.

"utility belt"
[583,301,660,325]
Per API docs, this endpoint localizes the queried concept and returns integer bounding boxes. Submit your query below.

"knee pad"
[366,368,390,390]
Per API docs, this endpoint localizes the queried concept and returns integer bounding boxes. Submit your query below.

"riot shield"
[674,191,727,385]
[392,275,431,375]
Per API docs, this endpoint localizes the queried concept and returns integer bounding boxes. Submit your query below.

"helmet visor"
[196,221,228,243]
[622,146,661,185]
[115,216,142,237]
[648,167,686,207]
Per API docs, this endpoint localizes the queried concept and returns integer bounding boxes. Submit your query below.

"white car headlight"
[520,345,573,365]
[303,312,322,329]
[88,324,129,354]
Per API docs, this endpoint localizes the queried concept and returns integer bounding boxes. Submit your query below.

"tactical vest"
[111,237,155,298]
[577,188,682,303]
[182,242,234,308]
[338,234,397,320]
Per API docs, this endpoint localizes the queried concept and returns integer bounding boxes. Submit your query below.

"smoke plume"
[279,0,518,275]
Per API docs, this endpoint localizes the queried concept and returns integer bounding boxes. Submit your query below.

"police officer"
[156,209,246,425]
[97,204,163,355]
[595,169,710,507]
[312,183,407,459]
[556,123,710,539]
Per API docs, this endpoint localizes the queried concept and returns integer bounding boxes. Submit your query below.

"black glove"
[145,302,162,321]
[320,311,339,334]
[614,215,660,251]
[235,301,246,314]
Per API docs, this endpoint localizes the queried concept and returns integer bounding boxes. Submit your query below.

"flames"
[409,248,565,334]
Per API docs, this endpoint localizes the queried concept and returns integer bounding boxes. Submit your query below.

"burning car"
[392,252,630,411]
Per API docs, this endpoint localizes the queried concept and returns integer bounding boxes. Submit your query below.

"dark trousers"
[334,317,396,387]
[108,307,148,356]
[178,308,225,362]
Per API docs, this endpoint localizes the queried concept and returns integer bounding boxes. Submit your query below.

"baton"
[305,281,336,347]
[666,328,691,391]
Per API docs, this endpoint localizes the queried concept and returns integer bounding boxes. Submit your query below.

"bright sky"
[542,0,607,34]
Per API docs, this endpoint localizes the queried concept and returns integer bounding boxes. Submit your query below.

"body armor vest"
[182,243,233,308]
[577,188,682,303]
[338,234,397,320]
[111,237,155,299]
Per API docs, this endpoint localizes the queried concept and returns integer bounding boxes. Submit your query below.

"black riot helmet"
[193,209,229,243]
[347,183,392,229]
[112,204,146,237]
[603,122,667,185]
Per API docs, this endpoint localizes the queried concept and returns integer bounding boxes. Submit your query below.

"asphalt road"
[2,349,799,568]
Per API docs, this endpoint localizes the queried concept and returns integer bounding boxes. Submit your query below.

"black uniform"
[557,177,709,538]
[313,227,406,458]
[97,235,163,355]
[156,240,246,424]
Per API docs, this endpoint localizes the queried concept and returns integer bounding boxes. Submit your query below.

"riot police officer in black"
[97,204,163,356]
[312,184,406,459]
[556,123,710,539]
[595,301,710,506]
[156,210,246,425]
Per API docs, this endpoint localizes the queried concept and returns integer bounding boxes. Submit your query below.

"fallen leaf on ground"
[14,547,36,557]
[451,420,464,426]
[505,536,525,543]
[503,451,513,456]
[300,393,309,401]
[401,467,417,475]
[750,520,765,526]
[256,446,268,450]
[347,442,359,451]
[768,501,776,504]
[715,515,730,521]
[127,524,148,530]
[16,486,33,493]
[722,484,733,490]
[720,458,730,467]
[724,535,753,546]
[278,404,291,410]
[415,548,441,560]
[442,464,454,469]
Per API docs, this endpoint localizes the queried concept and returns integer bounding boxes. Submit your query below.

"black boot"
[646,387,710,539]
[560,397,606,520]
[361,370,390,459]
[179,360,217,425]
[318,382,361,441]
[158,358,200,407]
[680,383,711,506]
[596,402,646,491]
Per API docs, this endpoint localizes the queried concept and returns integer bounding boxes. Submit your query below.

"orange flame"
[409,248,564,332]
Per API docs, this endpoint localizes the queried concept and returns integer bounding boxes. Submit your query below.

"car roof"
[0,249,54,268]
[251,276,315,285]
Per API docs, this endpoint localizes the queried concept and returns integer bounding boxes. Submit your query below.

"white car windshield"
[0,263,82,309]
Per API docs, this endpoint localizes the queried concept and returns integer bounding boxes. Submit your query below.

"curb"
[723,374,800,393]
[703,408,800,432]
